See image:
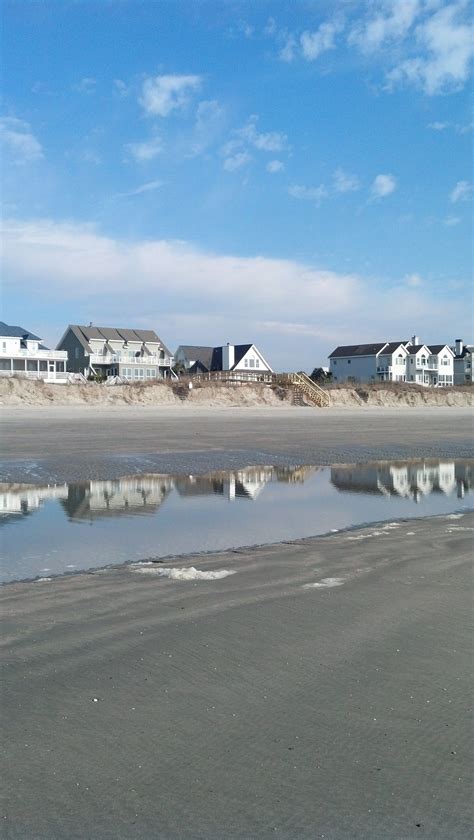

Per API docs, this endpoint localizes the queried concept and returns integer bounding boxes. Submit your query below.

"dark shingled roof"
[66,325,171,356]
[383,342,408,354]
[329,342,388,358]
[0,321,41,341]
[428,344,452,354]
[407,345,428,354]
[180,343,255,372]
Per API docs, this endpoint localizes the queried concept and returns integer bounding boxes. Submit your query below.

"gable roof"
[383,342,408,354]
[329,342,388,358]
[65,325,171,356]
[232,344,253,366]
[0,321,41,341]
[429,344,454,355]
[407,344,429,355]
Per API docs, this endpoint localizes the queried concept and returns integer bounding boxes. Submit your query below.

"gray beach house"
[57,324,174,381]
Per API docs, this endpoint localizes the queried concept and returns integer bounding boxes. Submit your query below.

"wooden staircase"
[276,371,331,408]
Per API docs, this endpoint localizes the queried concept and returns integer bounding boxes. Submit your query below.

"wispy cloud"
[236,115,288,152]
[0,117,43,163]
[288,184,328,205]
[139,74,202,117]
[125,136,163,162]
[190,100,226,156]
[386,3,473,95]
[114,79,129,97]
[450,179,472,202]
[223,151,252,172]
[333,167,360,193]
[120,180,163,198]
[300,19,345,62]
[348,0,419,53]
[73,77,97,94]
[404,272,423,287]
[371,173,397,198]
[444,215,461,226]
[266,159,284,173]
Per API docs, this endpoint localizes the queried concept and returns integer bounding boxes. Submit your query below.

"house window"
[255,359,259,368]
[249,359,255,367]
[244,359,248,367]
[75,347,80,359]
[333,360,337,366]
[347,359,351,364]
[2,342,6,352]
[441,357,449,365]
[146,369,156,378]
[410,358,413,364]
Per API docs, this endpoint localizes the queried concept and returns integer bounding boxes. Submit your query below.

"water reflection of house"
[330,461,472,502]
[175,466,319,501]
[60,476,174,521]
[0,484,69,522]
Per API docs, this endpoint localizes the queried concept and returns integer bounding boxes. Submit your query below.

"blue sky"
[1,0,472,369]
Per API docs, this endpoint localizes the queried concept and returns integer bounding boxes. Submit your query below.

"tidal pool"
[0,459,472,582]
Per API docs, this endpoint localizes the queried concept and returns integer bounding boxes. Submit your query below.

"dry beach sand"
[1,513,473,839]
[1,403,473,838]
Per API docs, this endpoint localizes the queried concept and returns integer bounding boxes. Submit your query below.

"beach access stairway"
[190,369,331,408]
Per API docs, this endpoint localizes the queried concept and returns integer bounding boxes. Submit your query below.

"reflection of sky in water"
[0,460,472,583]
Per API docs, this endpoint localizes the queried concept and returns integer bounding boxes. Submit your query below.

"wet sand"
[1,405,472,483]
[1,513,473,839]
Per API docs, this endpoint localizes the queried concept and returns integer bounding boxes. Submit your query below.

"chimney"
[455,338,463,357]
[222,343,235,370]
[411,335,420,346]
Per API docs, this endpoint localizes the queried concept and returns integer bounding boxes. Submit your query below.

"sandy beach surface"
[1,405,473,838]
[1,405,473,484]
[1,512,473,839]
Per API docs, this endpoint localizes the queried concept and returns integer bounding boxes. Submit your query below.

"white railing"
[0,370,68,381]
[89,353,172,366]
[0,348,67,360]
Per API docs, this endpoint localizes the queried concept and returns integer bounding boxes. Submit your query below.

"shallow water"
[0,459,472,583]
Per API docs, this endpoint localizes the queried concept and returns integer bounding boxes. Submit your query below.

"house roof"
[178,345,215,370]
[407,345,428,354]
[0,321,41,341]
[429,344,453,355]
[66,325,171,356]
[454,345,473,359]
[329,343,388,358]
[232,344,253,367]
[383,342,408,354]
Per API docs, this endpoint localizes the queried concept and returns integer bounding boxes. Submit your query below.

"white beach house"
[174,343,273,376]
[0,322,68,382]
[329,336,455,386]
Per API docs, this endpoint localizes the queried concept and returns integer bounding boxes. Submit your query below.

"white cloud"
[223,151,252,172]
[2,217,470,370]
[288,184,328,205]
[405,272,423,287]
[114,79,129,97]
[73,77,97,93]
[386,3,473,95]
[300,19,344,61]
[120,180,163,198]
[266,159,284,173]
[444,215,461,226]
[139,74,202,117]
[279,36,297,63]
[428,120,449,130]
[333,167,360,193]
[190,100,225,156]
[371,173,397,198]
[348,0,420,53]
[450,179,472,202]
[237,116,288,152]
[0,117,43,163]
[264,17,277,37]
[125,136,163,162]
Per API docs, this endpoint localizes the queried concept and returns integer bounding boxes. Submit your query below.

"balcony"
[89,353,173,366]
[0,348,67,360]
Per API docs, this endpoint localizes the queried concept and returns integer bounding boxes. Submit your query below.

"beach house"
[452,339,473,384]
[174,343,273,375]
[0,321,68,382]
[57,324,174,380]
[329,336,455,386]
